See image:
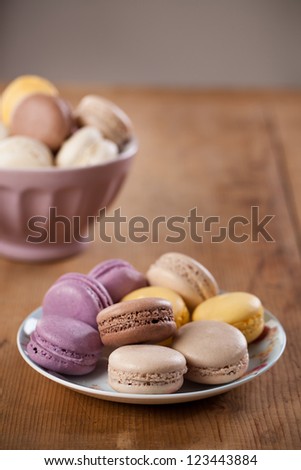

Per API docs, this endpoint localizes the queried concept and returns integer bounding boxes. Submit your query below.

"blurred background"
[0,0,301,88]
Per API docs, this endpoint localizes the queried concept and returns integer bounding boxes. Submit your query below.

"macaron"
[0,136,53,168]
[56,126,118,167]
[75,95,133,148]
[27,315,102,375]
[146,252,219,310]
[42,273,113,329]
[89,259,148,303]
[192,292,265,343]
[172,321,249,385]
[1,74,58,126]
[96,297,177,347]
[122,286,190,328]
[10,93,74,151]
[108,344,187,394]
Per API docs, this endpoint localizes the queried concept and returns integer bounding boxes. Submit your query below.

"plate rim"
[16,306,286,405]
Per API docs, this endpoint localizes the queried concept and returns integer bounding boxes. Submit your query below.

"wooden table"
[0,88,300,450]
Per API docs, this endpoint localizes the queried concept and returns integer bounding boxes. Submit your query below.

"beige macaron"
[75,95,133,148]
[108,344,187,394]
[146,252,219,310]
[172,320,249,385]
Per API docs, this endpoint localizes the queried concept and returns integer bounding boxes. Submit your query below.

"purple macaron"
[42,272,113,329]
[88,259,148,303]
[27,315,102,375]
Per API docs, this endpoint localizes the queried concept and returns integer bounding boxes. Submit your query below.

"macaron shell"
[108,345,187,394]
[1,75,58,125]
[57,272,113,308]
[146,252,219,310]
[122,285,190,328]
[172,320,249,385]
[89,259,148,303]
[10,93,74,150]
[89,258,132,278]
[192,292,264,343]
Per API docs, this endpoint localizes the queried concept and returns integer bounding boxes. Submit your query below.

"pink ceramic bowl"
[0,139,137,261]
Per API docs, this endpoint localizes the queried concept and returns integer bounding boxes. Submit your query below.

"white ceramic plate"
[17,307,286,405]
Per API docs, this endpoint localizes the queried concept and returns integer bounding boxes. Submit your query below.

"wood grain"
[0,88,300,450]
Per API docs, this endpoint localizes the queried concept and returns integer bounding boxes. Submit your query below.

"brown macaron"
[10,93,74,150]
[96,297,177,347]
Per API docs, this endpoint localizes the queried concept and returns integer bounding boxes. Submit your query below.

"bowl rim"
[0,136,138,174]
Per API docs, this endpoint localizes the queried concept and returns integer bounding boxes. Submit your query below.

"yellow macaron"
[122,285,190,328]
[192,291,264,343]
[1,75,58,126]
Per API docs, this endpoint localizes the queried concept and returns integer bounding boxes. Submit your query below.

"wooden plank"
[265,94,301,256]
[0,89,300,449]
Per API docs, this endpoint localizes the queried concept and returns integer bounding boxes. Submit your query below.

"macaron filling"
[99,307,174,335]
[28,331,100,366]
[108,367,187,387]
[186,352,249,380]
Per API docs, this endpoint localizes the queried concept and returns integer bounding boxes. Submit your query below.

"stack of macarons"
[27,252,266,395]
[26,259,149,377]
[0,75,133,168]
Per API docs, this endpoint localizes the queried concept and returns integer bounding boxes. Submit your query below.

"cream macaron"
[56,126,118,167]
[146,252,219,310]
[108,344,187,394]
[192,292,265,343]
[0,136,53,168]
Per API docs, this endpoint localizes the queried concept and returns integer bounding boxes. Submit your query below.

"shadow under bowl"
[0,138,137,262]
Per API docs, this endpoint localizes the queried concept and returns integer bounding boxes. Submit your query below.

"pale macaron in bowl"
[0,75,137,262]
